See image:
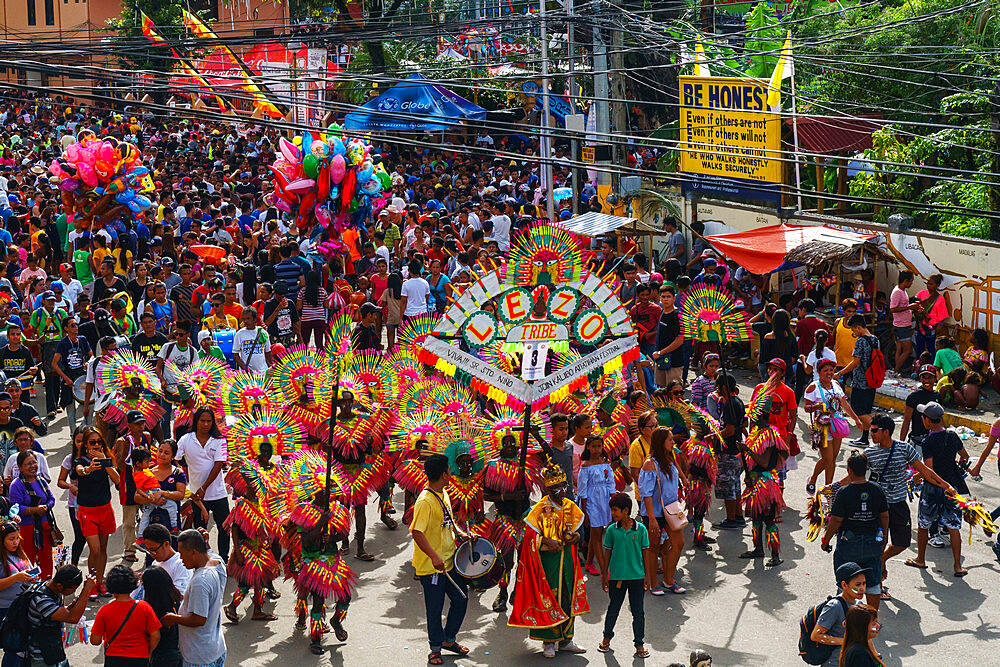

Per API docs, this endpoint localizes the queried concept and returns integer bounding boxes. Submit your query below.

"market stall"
[704,223,895,311]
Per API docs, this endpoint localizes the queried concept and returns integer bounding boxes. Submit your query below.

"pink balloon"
[98,142,114,162]
[78,163,97,188]
[64,143,79,162]
[286,178,315,193]
[330,154,346,185]
[273,198,292,213]
[279,138,299,164]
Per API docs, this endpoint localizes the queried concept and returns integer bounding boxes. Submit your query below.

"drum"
[213,329,236,367]
[453,537,501,591]
[72,376,87,403]
[94,390,116,414]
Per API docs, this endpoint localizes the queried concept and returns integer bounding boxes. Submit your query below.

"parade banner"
[422,336,530,401]
[678,76,782,184]
[528,336,638,402]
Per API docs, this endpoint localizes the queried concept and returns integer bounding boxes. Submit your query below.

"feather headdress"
[679,284,752,343]
[507,223,583,286]
[98,349,161,395]
[226,407,305,462]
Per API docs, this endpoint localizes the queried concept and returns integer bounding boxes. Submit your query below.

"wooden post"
[816,163,825,214]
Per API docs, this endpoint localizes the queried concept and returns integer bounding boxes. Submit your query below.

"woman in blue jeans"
[638,427,688,595]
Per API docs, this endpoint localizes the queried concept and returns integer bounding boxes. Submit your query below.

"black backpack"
[0,582,46,653]
[798,596,848,664]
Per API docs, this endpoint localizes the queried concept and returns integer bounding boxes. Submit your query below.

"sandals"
[310,642,326,656]
[428,651,443,665]
[635,647,650,658]
[441,641,470,655]
[598,640,611,653]
[251,612,278,621]
[665,582,686,594]
[904,558,928,569]
[381,515,399,530]
[224,605,239,624]
[954,569,969,577]
[649,587,665,596]
[355,551,376,562]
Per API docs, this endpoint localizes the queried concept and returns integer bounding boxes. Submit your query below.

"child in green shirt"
[72,236,93,286]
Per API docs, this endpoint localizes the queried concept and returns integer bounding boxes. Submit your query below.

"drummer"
[202,294,238,332]
[50,315,92,430]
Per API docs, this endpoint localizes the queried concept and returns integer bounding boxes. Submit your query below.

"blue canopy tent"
[344,73,487,132]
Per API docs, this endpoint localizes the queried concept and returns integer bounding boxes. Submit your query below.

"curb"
[873,393,992,435]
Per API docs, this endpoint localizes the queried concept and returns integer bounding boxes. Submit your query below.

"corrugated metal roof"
[786,116,883,155]
[561,211,662,236]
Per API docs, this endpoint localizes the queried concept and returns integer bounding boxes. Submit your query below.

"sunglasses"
[88,439,103,444]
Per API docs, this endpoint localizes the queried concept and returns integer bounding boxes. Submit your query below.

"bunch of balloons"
[48,131,155,232]
[267,124,388,235]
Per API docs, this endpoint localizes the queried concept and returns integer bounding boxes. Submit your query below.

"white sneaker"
[543,643,556,659]
[929,535,948,548]
[560,640,587,654]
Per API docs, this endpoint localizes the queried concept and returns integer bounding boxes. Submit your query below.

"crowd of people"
[0,91,988,667]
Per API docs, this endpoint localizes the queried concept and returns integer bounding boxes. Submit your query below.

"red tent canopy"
[704,224,876,275]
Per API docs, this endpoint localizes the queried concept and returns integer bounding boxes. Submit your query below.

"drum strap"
[428,489,469,540]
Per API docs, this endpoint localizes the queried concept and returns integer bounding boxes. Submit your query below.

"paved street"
[53,369,999,666]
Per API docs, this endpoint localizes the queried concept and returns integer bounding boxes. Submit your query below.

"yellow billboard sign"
[678,76,783,184]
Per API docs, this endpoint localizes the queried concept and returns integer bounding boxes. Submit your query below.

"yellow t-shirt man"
[628,436,651,501]
[410,488,456,576]
[202,313,238,331]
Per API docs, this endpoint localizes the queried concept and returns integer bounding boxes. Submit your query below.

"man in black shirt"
[708,374,746,530]
[352,303,381,351]
[651,284,683,388]
[899,365,939,447]
[131,313,168,365]
[822,451,889,609]
[91,257,127,307]
[909,401,971,577]
[0,323,37,387]
[263,280,300,346]
[6,378,45,436]
[0,392,25,468]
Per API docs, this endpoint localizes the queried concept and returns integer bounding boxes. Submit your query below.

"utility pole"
[566,0,582,217]
[593,0,611,188]
[991,79,1000,241]
[610,12,627,197]
[540,0,555,222]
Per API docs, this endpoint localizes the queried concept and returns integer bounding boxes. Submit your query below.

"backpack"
[798,596,848,664]
[0,582,46,653]
[864,335,885,389]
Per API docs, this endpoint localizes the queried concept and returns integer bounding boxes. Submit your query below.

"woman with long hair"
[803,359,864,493]
[0,520,35,626]
[57,426,89,566]
[176,407,230,560]
[142,566,183,667]
[638,427,689,595]
[838,604,883,667]
[426,258,451,315]
[801,328,835,382]
[762,308,796,385]
[297,270,328,350]
[8,450,55,578]
[138,440,187,540]
[71,426,119,596]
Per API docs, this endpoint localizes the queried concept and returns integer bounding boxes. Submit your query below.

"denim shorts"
[918,485,962,531]
[893,325,913,342]
[833,531,882,594]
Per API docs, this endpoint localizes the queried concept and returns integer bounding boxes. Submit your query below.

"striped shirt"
[863,440,919,504]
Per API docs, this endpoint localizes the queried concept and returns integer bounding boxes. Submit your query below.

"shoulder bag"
[655,462,688,532]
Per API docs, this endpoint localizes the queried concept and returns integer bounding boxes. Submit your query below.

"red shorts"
[78,503,117,537]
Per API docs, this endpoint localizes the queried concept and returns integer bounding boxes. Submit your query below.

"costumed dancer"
[738,391,789,567]
[508,458,589,659]
[223,451,282,624]
[479,432,535,613]
[285,489,356,655]
[673,401,721,551]
[444,440,485,530]
[95,348,165,443]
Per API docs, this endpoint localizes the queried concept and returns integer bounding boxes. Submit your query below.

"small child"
[598,493,649,658]
[933,336,963,375]
[689,353,721,411]
[131,448,162,505]
[577,435,614,577]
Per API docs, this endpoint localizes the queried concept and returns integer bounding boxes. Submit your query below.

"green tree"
[105,1,187,72]
[848,126,917,224]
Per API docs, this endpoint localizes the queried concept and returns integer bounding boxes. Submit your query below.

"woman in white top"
[800,329,838,384]
[803,358,864,493]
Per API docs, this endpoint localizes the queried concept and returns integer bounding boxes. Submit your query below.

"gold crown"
[541,458,567,487]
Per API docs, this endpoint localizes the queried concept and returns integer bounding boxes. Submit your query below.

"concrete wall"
[681,197,1000,340]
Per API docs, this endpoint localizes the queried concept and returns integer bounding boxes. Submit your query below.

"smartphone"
[25,566,40,578]
[96,458,114,468]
